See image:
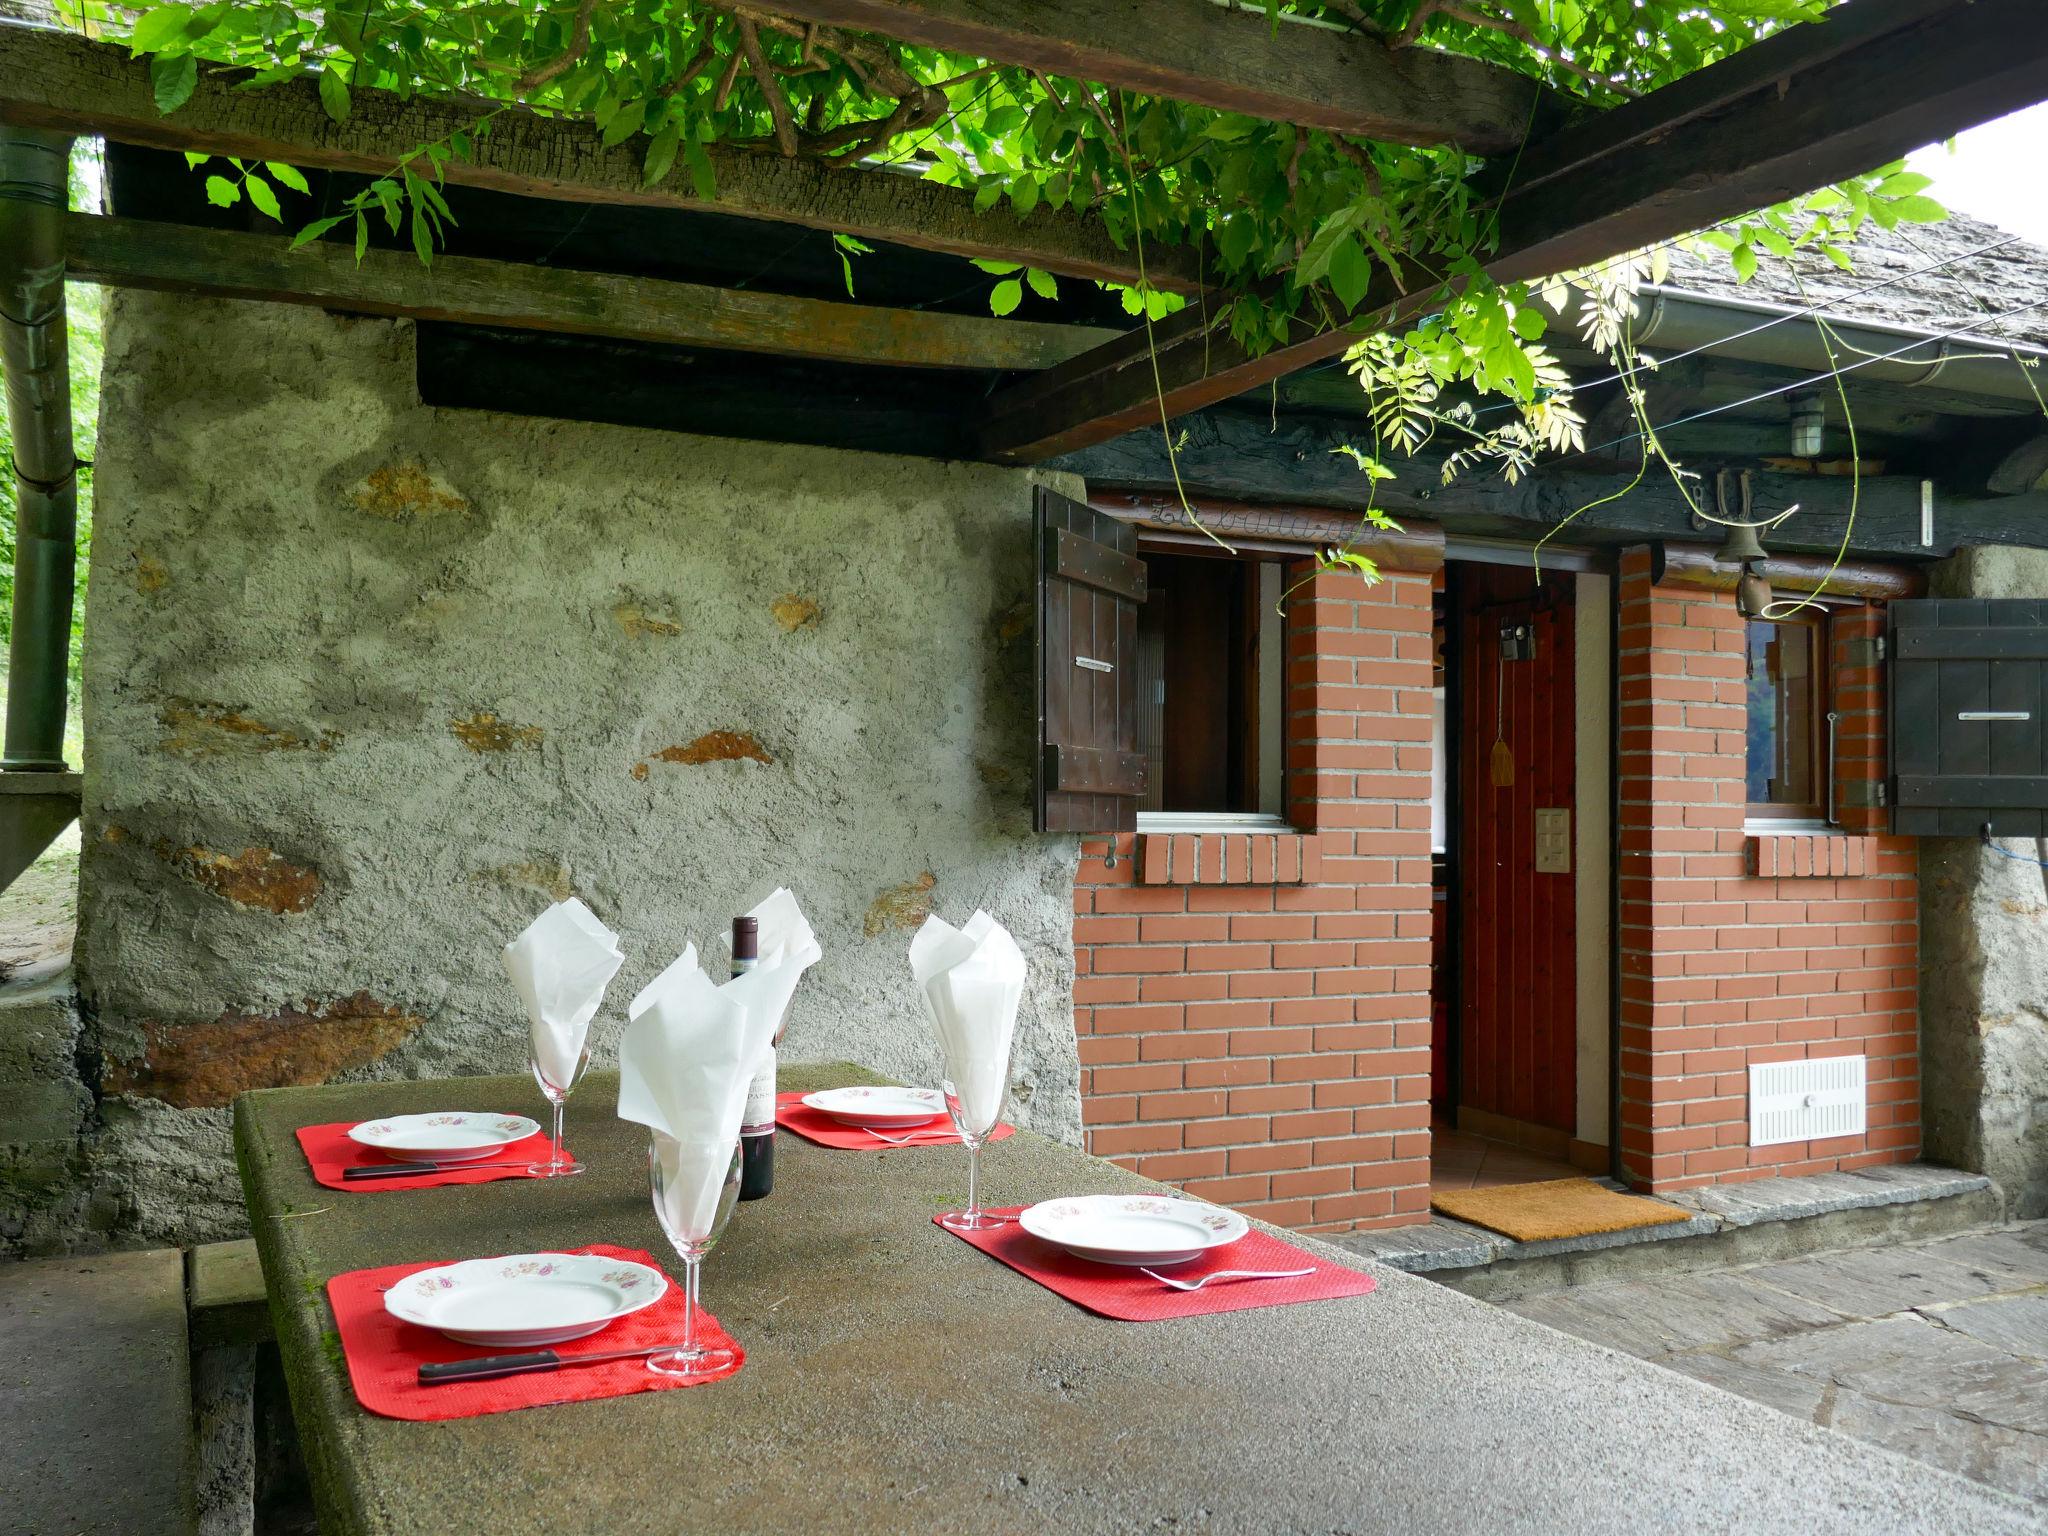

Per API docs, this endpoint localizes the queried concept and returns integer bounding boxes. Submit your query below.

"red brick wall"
[1071,563,1437,1232]
[1614,549,1919,1190]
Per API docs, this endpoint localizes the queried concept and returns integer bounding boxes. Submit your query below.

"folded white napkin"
[910,910,1025,1134]
[618,939,807,1239]
[501,898,625,1092]
[718,887,823,1046]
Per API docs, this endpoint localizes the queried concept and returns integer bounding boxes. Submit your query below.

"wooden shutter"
[1891,599,2048,835]
[1035,487,1148,833]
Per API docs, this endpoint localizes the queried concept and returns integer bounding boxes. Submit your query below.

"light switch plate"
[1534,807,1571,874]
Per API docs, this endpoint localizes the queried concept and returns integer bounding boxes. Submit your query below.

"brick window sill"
[1748,832,1877,878]
[1137,831,1321,886]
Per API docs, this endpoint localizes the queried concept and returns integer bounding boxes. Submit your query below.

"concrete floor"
[1507,1221,2048,1506]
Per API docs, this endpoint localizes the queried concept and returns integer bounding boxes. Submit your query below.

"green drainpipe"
[0,128,75,773]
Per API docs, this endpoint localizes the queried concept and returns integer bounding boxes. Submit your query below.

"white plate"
[383,1253,669,1346]
[800,1086,948,1129]
[1019,1195,1250,1268]
[346,1112,541,1163]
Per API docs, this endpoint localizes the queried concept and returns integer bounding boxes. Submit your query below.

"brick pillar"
[1072,563,1436,1232]
[1615,549,1919,1190]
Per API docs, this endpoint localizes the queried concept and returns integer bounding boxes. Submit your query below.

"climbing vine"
[63,0,1957,592]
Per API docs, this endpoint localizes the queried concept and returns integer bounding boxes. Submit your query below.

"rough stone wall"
[1920,546,2048,1218]
[43,291,1081,1251]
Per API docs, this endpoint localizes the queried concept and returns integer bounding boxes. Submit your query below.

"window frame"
[1132,541,1292,831]
[1744,608,1832,826]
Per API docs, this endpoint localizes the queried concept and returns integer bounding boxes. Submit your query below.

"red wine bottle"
[734,915,774,1200]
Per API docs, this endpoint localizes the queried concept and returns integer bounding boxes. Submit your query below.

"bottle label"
[741,1048,776,1135]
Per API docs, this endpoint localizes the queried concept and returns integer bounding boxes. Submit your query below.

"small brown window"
[1746,614,1828,821]
[1134,550,1285,819]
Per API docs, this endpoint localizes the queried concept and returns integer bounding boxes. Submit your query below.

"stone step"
[1334,1164,2003,1302]
[0,1247,195,1535]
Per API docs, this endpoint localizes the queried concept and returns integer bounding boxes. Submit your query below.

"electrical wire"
[1557,290,2048,467]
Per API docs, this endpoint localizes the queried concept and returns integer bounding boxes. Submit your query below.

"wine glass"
[647,1136,743,1379]
[527,1045,591,1178]
[937,1070,1009,1232]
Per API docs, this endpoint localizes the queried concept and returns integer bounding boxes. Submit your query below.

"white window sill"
[1137,812,1296,834]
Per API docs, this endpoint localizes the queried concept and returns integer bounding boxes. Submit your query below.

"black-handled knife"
[419,1342,681,1384]
[343,1160,533,1181]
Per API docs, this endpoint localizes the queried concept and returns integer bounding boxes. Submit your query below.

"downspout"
[0,127,75,772]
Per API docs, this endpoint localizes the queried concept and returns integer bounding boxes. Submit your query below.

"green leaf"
[1510,305,1547,341]
[289,214,348,250]
[971,259,1021,275]
[1876,171,1933,197]
[600,101,645,148]
[1326,237,1372,311]
[182,150,208,169]
[130,4,194,54]
[1888,194,1947,224]
[642,129,679,189]
[1026,267,1058,302]
[353,212,368,262]
[202,173,240,208]
[989,278,1023,316]
[151,53,197,114]
[410,205,434,266]
[318,68,350,123]
[1730,242,1758,284]
[681,139,716,202]
[265,161,311,195]
[244,173,281,221]
[1011,176,1039,217]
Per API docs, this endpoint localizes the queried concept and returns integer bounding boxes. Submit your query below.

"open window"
[1746,612,1829,823]
[1133,550,1287,827]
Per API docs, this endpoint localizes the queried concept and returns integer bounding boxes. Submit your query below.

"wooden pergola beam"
[754,0,1548,152]
[61,212,1116,371]
[0,23,1201,293]
[979,0,2048,462]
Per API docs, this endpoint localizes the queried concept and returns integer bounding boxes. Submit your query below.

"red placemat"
[937,1208,1377,1321]
[775,1090,1016,1150]
[326,1243,743,1421]
[295,1121,576,1192]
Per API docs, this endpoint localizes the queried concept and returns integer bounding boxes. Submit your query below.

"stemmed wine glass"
[938,1072,1008,1232]
[646,1136,742,1379]
[527,1045,590,1178]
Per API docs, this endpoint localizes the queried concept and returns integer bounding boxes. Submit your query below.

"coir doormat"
[1432,1177,1694,1243]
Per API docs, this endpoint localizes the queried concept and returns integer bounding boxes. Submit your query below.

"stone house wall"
[5,291,1083,1253]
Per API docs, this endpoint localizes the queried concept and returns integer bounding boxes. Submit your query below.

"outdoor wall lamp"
[1788,393,1827,458]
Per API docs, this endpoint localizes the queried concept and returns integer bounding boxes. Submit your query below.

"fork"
[863,1127,962,1146]
[1141,1266,1316,1291]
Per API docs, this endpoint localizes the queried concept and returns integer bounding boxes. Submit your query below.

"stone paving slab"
[1742,1244,2010,1316]
[1512,1268,1849,1358]
[1671,1167,1993,1227]
[1921,1294,2048,1360]
[1505,1221,2048,1511]
[0,1247,195,1536]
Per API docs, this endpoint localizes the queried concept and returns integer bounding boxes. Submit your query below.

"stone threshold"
[1332,1165,1999,1299]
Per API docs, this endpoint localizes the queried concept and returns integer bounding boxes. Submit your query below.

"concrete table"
[235,1064,2046,1536]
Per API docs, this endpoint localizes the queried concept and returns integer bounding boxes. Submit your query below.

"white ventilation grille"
[1749,1056,1867,1147]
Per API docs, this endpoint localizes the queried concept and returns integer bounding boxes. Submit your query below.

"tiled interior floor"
[1430,1119,1583,1195]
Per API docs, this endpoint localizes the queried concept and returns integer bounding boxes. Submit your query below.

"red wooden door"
[1456,576,1577,1135]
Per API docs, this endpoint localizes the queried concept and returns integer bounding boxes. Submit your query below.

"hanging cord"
[1978,824,2048,905]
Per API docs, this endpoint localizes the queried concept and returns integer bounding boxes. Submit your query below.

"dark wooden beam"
[1657,543,1924,599]
[1054,406,2048,559]
[756,0,1547,153]
[61,212,1116,371]
[980,0,2048,462]
[0,23,1200,293]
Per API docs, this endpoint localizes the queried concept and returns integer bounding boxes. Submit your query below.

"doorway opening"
[1430,559,1612,1201]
